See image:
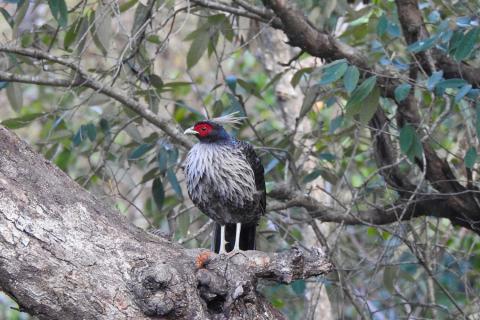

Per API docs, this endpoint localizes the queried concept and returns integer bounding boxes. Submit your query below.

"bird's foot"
[225,249,248,259]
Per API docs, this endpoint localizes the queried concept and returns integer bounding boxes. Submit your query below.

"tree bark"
[0,126,332,319]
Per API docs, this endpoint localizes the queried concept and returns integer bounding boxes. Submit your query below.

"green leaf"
[84,123,97,142]
[291,280,306,295]
[329,115,343,133]
[219,16,234,41]
[299,84,322,119]
[394,83,411,103]
[435,78,467,95]
[448,30,464,54]
[91,4,112,56]
[0,8,14,28]
[161,81,193,88]
[407,35,438,53]
[6,82,23,111]
[377,14,388,36]
[345,76,377,117]
[318,60,348,85]
[131,1,149,34]
[72,126,87,146]
[152,178,165,210]
[141,168,159,184]
[128,143,154,160]
[44,143,59,160]
[383,266,397,294]
[48,0,68,27]
[167,168,183,198]
[55,148,71,171]
[318,152,336,162]
[435,78,467,90]
[427,71,443,91]
[303,170,322,184]
[226,93,244,115]
[464,147,477,169]
[186,30,210,69]
[120,0,138,12]
[399,124,423,161]
[13,0,29,36]
[73,15,89,54]
[157,151,168,173]
[99,118,111,138]
[225,75,237,93]
[399,125,414,155]
[263,71,284,91]
[454,84,472,102]
[149,74,164,89]
[238,79,262,98]
[453,28,480,61]
[64,17,82,50]
[359,86,380,124]
[343,65,360,94]
[1,112,45,129]
[291,67,313,88]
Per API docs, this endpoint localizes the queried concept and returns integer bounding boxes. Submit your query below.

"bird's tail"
[212,222,256,253]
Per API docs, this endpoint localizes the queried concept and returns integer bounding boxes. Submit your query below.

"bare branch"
[267,183,480,235]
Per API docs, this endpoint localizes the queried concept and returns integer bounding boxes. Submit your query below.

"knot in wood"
[131,262,185,317]
[142,264,173,290]
[197,268,228,298]
[142,292,175,317]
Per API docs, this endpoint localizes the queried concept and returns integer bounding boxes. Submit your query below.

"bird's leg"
[233,222,242,251]
[218,225,227,254]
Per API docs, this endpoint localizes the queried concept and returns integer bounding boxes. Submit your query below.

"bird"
[183,119,265,254]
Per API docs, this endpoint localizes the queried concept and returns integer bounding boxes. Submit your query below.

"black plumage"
[183,120,265,253]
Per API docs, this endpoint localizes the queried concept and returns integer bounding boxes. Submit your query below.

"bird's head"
[184,121,230,143]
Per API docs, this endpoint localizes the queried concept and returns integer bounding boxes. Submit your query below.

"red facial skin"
[193,122,213,138]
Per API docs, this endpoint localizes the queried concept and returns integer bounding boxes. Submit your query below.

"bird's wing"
[238,140,266,214]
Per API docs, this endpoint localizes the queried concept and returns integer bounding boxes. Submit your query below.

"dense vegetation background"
[0,0,479,318]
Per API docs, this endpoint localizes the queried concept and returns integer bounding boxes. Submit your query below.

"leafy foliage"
[0,0,480,319]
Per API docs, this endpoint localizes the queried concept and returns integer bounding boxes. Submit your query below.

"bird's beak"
[184,127,198,136]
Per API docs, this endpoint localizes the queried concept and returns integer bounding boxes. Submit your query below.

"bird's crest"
[208,112,246,127]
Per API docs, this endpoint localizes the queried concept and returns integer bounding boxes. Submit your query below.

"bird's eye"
[201,127,206,131]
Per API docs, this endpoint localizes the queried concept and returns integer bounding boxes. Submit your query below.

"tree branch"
[191,0,278,25]
[268,183,480,235]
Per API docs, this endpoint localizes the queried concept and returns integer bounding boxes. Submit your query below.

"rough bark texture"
[0,126,332,319]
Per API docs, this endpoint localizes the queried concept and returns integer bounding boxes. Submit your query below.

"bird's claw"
[225,249,248,259]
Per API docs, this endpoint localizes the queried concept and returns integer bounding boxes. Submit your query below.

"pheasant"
[183,120,265,253]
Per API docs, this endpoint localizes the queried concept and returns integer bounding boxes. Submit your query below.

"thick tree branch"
[0,46,193,149]
[268,184,480,235]
[262,0,369,68]
[0,126,332,319]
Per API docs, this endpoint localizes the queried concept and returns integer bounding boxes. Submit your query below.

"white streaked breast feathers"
[184,142,256,207]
